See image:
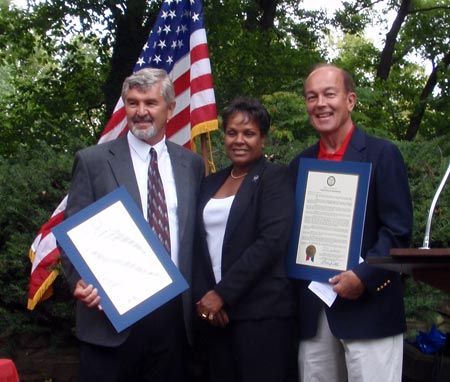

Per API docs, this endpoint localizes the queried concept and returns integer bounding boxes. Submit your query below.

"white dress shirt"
[127,131,179,266]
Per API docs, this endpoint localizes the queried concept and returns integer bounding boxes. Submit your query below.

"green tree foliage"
[400,136,450,249]
[0,2,106,155]
[401,1,450,139]
[204,0,324,109]
[0,144,74,348]
[332,0,450,140]
[1,0,450,351]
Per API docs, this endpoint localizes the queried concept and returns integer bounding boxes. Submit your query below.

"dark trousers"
[204,317,297,382]
[78,297,188,382]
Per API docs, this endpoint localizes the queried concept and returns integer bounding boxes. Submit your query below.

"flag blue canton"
[135,0,204,74]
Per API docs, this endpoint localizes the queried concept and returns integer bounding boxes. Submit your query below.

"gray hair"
[121,68,175,106]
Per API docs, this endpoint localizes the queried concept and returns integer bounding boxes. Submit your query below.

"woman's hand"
[73,279,102,310]
[196,290,225,323]
[210,309,230,328]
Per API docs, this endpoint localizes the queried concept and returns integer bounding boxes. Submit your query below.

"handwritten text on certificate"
[67,201,172,315]
[296,171,359,270]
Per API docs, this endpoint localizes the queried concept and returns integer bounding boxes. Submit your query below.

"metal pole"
[420,160,450,249]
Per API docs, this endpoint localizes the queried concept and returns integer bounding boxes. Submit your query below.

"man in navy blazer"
[61,68,204,382]
[290,64,413,381]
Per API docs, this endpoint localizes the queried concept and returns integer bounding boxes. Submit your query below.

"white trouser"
[298,309,403,382]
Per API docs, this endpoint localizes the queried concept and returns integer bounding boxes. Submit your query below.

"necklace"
[230,169,247,180]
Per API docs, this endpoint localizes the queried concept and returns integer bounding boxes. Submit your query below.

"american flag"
[99,0,218,148]
[27,0,218,309]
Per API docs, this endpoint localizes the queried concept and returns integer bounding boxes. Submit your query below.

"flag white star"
[192,12,199,22]
[158,39,167,49]
[136,57,145,66]
[153,55,162,64]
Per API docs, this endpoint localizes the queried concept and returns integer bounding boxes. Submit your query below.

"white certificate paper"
[67,200,172,315]
[296,171,358,270]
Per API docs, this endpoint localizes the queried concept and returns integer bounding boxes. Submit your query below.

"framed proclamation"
[287,158,371,282]
[52,187,188,333]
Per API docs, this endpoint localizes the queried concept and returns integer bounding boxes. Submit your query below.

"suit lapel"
[199,170,228,210]
[107,135,143,211]
[166,141,190,245]
[224,157,267,243]
[343,127,367,162]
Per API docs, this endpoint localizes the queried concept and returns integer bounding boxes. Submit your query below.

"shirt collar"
[318,125,355,161]
[127,131,167,161]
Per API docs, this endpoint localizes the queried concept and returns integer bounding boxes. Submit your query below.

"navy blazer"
[289,127,413,339]
[193,156,296,321]
[61,134,205,346]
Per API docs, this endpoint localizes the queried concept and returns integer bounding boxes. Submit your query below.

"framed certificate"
[53,186,188,333]
[287,158,371,282]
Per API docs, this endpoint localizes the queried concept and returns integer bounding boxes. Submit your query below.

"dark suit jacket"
[289,127,413,339]
[61,134,205,347]
[193,156,295,321]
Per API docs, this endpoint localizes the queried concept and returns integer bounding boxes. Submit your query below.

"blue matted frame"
[287,158,371,282]
[52,186,188,333]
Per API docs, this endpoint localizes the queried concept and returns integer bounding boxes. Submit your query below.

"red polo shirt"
[318,126,355,161]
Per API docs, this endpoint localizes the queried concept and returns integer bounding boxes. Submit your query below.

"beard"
[129,116,160,141]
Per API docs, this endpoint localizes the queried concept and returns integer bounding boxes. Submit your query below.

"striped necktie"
[147,148,171,254]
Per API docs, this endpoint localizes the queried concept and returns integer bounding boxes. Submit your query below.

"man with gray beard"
[61,68,205,382]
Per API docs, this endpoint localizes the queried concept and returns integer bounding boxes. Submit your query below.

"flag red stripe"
[173,71,190,95]
[101,107,127,138]
[191,73,215,94]
[37,211,64,236]
[191,43,211,62]
[191,103,218,126]
[28,248,60,295]
[169,107,190,134]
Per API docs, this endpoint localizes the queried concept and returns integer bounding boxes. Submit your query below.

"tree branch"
[406,51,450,140]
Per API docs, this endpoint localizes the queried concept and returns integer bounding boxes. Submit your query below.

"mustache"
[132,116,153,123]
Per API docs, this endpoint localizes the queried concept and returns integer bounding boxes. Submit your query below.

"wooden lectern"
[367,248,450,293]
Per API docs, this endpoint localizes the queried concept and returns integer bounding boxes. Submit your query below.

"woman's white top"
[203,195,235,283]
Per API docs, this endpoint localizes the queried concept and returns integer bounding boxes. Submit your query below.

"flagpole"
[200,133,218,175]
